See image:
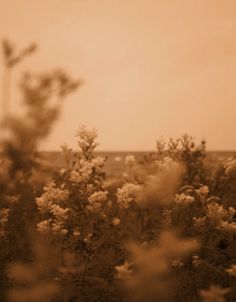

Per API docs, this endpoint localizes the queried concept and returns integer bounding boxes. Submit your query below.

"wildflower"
[196,185,209,198]
[36,182,69,214]
[175,193,194,205]
[115,261,132,279]
[86,191,108,213]
[76,125,97,143]
[50,205,69,221]
[37,219,52,234]
[225,264,236,277]
[70,170,83,184]
[171,259,184,268]
[199,285,230,302]
[116,183,141,209]
[125,155,136,167]
[6,195,19,204]
[91,156,105,171]
[155,157,177,170]
[88,191,108,204]
[206,202,227,224]
[218,221,236,232]
[73,229,81,237]
[112,217,120,226]
[84,233,92,244]
[76,125,98,155]
[192,255,201,267]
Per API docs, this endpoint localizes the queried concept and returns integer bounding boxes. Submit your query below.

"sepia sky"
[0,0,236,151]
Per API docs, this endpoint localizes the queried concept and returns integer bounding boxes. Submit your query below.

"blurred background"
[1,0,236,152]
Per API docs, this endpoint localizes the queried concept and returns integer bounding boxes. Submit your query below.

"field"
[1,39,236,302]
[1,126,236,302]
[41,151,235,178]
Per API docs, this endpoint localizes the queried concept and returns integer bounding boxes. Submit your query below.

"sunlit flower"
[37,219,52,234]
[112,217,120,226]
[116,183,141,209]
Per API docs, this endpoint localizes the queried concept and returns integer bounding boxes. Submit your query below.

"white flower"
[125,155,136,167]
[50,205,69,221]
[76,125,98,153]
[76,125,97,142]
[206,202,227,224]
[115,261,132,279]
[171,259,184,268]
[88,191,108,204]
[192,255,201,267]
[37,219,52,234]
[196,185,209,197]
[218,221,236,232]
[73,229,81,237]
[116,183,141,209]
[112,217,120,226]
[36,182,69,214]
[175,193,194,205]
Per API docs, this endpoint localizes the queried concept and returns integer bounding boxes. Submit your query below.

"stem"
[2,65,11,119]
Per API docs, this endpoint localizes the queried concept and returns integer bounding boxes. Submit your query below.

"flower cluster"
[70,157,105,185]
[175,193,195,205]
[36,181,69,214]
[76,125,98,159]
[116,183,141,209]
[86,190,108,213]
[36,182,70,235]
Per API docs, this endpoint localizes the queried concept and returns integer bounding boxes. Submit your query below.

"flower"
[50,205,69,221]
[36,182,69,214]
[112,217,120,226]
[206,202,227,224]
[86,191,108,213]
[192,255,201,267]
[115,261,132,279]
[125,155,136,167]
[88,191,108,204]
[199,285,230,302]
[196,185,209,197]
[37,219,52,234]
[225,264,236,277]
[116,183,141,209]
[76,125,98,155]
[175,193,194,205]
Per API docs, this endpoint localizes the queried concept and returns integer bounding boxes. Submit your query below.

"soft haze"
[1,0,236,151]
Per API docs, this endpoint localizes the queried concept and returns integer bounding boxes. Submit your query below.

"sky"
[0,0,236,151]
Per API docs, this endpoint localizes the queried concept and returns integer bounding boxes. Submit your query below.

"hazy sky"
[1,0,236,150]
